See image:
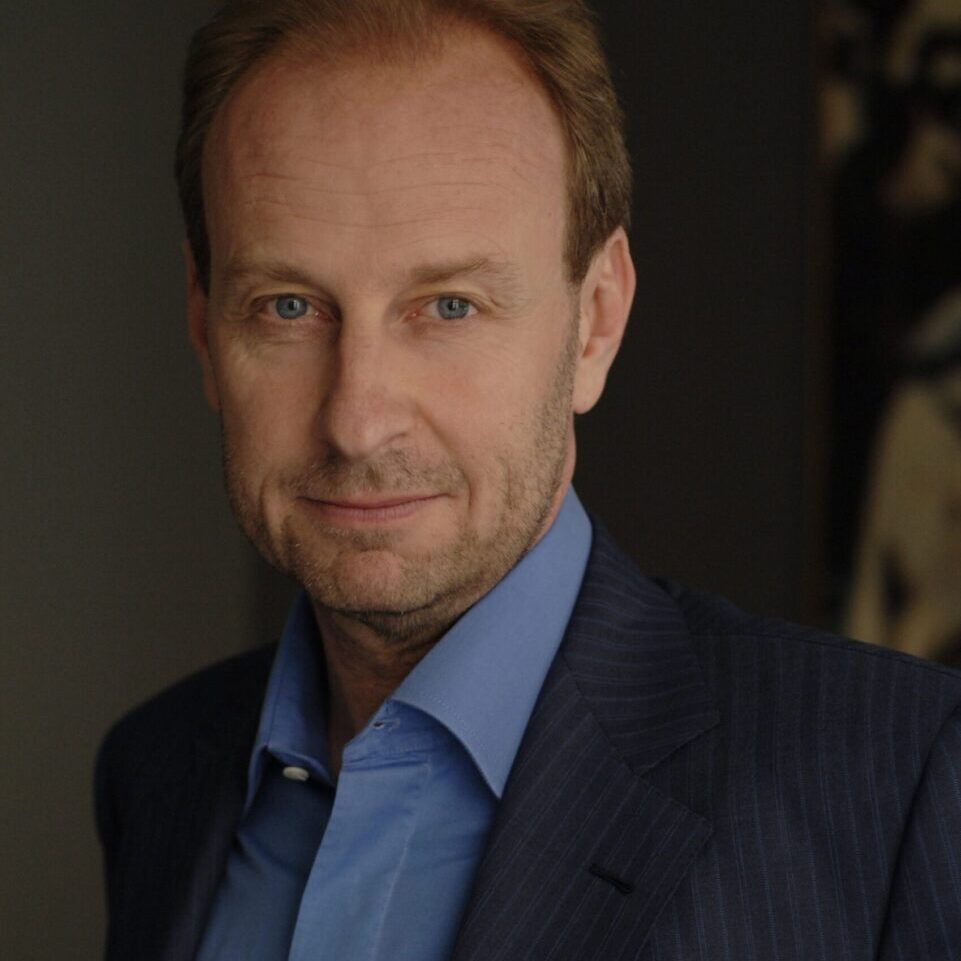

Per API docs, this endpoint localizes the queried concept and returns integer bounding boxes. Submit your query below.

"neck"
[312,603,454,777]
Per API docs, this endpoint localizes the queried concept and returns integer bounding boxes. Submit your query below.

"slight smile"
[300,494,445,525]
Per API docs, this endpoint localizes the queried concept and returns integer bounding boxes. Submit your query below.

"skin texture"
[187,26,635,763]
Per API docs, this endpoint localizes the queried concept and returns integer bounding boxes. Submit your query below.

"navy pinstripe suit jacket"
[97,521,961,960]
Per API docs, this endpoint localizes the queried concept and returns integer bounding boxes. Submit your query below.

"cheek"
[424,346,554,470]
[216,345,322,468]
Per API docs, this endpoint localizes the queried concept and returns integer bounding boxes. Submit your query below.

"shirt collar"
[244,593,329,812]
[245,486,592,810]
[391,487,591,798]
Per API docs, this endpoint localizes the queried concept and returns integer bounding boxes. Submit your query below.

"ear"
[184,240,221,413]
[572,227,636,414]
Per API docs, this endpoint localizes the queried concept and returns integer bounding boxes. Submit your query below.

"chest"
[196,714,497,961]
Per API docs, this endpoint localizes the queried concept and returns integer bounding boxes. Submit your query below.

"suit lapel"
[451,523,719,961]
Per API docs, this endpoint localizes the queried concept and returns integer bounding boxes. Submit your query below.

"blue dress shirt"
[196,488,592,961]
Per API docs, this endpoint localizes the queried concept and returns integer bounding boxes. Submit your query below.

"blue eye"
[273,295,309,320]
[433,297,474,320]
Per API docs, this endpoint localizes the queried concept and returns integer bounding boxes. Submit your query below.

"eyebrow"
[407,257,525,294]
[219,256,528,305]
[220,258,322,293]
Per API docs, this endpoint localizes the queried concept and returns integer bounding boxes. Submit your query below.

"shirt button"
[282,765,310,782]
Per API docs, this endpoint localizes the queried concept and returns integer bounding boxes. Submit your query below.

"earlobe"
[572,227,636,415]
[184,241,222,413]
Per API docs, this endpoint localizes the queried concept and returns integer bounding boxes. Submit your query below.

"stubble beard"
[222,318,579,645]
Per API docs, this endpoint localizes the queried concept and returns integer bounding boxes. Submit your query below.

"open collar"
[392,487,592,798]
[244,486,592,806]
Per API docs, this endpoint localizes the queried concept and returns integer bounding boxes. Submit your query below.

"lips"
[299,493,443,524]
[314,495,437,510]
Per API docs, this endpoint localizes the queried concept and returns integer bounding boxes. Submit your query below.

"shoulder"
[581,517,961,734]
[656,577,961,742]
[96,645,276,812]
[100,644,276,751]
[663,575,961,680]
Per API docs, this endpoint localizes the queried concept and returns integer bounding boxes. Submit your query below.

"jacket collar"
[450,519,719,961]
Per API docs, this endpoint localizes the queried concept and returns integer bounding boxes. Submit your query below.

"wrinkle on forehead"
[222,111,558,204]
[230,163,539,233]
[238,195,498,232]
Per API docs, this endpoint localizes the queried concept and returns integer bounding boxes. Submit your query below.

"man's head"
[181,0,635,642]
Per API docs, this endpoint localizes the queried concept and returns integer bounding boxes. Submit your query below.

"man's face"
[191,28,619,638]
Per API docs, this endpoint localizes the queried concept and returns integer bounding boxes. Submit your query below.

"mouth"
[299,493,444,525]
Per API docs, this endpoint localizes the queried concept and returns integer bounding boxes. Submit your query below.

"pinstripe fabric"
[878,707,961,959]
[449,531,719,961]
[97,520,961,961]
[452,526,961,960]
[633,582,961,961]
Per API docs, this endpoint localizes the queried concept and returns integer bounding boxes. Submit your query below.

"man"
[96,1,961,959]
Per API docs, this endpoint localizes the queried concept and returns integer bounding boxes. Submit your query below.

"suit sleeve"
[877,705,961,959]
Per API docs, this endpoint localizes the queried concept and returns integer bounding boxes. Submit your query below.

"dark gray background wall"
[586,0,817,618]
[0,2,815,956]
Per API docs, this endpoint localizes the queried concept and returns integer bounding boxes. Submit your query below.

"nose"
[317,321,413,461]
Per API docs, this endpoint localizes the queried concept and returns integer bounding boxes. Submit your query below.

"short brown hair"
[175,0,631,291]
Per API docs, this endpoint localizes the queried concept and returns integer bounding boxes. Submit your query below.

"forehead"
[202,25,568,284]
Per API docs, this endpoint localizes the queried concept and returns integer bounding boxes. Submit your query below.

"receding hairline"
[207,14,558,139]
[199,19,574,283]
[279,1,456,64]
[206,12,564,154]
[177,0,632,291]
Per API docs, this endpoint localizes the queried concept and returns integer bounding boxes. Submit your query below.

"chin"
[288,542,435,614]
